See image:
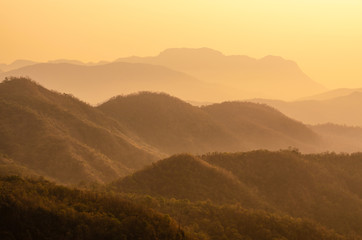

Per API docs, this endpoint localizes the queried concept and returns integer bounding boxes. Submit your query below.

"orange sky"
[1,0,362,89]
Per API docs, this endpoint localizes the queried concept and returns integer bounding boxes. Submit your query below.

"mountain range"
[117,48,326,100]
[0,48,326,103]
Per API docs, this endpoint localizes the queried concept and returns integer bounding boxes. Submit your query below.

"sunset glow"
[2,0,362,88]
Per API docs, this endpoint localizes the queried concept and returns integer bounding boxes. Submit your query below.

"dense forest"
[0,176,352,240]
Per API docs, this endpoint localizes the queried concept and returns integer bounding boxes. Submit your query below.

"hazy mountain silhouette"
[3,77,362,185]
[251,92,362,127]
[0,62,234,105]
[300,87,362,101]
[117,47,326,100]
[1,48,326,102]
[0,59,37,72]
[0,78,159,184]
[311,123,362,152]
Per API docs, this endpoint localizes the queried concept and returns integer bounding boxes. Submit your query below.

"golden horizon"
[1,0,362,88]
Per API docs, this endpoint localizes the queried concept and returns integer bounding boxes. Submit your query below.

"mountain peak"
[158,47,224,58]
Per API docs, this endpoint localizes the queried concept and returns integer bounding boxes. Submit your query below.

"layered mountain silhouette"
[311,123,362,152]
[2,77,362,185]
[251,92,362,126]
[0,62,221,105]
[301,87,362,101]
[0,59,37,72]
[117,47,325,100]
[1,48,325,103]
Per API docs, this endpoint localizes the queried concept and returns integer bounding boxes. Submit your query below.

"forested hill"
[112,150,362,238]
[0,77,158,184]
[0,176,349,240]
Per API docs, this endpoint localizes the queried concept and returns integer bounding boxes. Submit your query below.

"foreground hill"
[202,150,362,236]
[111,150,362,238]
[0,176,188,240]
[0,78,158,184]
[1,176,348,240]
[117,47,325,100]
[0,62,227,105]
[251,92,362,127]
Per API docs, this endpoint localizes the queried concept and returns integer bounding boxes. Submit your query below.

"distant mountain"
[117,47,326,100]
[0,78,158,184]
[0,59,37,72]
[0,62,231,105]
[300,88,362,101]
[98,92,322,153]
[2,48,325,101]
[251,92,362,127]
[311,123,362,152]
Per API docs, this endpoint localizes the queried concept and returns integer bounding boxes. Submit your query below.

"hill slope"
[98,92,240,154]
[202,101,320,151]
[111,150,362,238]
[0,78,159,184]
[112,154,264,208]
